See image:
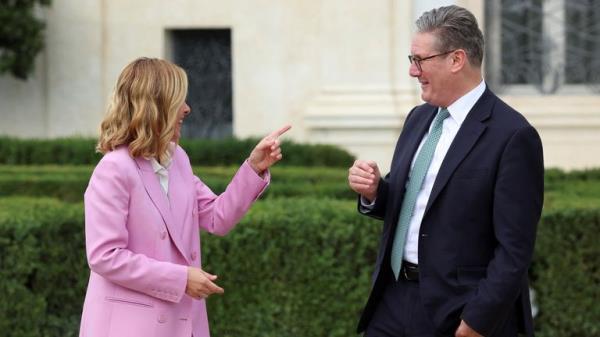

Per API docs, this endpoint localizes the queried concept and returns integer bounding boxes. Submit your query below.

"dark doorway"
[168,29,232,139]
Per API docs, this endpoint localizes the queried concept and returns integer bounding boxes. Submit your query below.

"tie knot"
[432,108,450,128]
[438,108,450,120]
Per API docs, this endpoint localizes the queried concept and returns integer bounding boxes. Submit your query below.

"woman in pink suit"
[79,57,290,337]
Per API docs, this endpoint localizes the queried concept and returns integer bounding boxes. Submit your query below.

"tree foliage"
[0,0,52,80]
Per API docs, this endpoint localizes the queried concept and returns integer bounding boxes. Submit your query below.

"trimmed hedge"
[0,198,88,337]
[4,165,600,207]
[531,209,600,337]
[203,198,379,337]
[0,197,598,337]
[182,138,356,168]
[0,197,378,337]
[0,138,101,166]
[0,165,354,202]
[545,168,600,183]
[0,137,355,167]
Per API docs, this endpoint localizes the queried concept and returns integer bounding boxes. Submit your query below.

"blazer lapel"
[165,160,188,249]
[384,106,438,249]
[392,106,438,191]
[134,157,190,264]
[424,89,495,215]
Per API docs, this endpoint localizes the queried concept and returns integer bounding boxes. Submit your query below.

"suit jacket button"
[160,231,167,240]
[158,313,167,323]
[420,233,429,238]
[191,251,197,261]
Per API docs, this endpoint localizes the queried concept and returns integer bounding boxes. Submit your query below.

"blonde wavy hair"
[97,57,188,163]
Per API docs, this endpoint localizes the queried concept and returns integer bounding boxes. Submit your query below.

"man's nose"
[409,62,421,77]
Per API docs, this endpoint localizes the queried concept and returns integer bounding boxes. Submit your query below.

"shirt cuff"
[360,196,376,209]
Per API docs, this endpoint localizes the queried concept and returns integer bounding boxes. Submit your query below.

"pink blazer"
[79,145,269,337]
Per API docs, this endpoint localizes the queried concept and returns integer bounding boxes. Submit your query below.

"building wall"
[0,0,598,170]
[0,0,104,138]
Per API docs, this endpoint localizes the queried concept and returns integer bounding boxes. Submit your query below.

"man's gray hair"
[416,5,484,67]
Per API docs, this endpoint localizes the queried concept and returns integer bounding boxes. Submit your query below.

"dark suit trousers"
[363,269,520,337]
[364,270,437,337]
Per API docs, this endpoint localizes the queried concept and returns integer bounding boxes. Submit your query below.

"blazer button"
[160,231,167,240]
[158,313,167,323]
[420,233,429,238]
[190,251,197,261]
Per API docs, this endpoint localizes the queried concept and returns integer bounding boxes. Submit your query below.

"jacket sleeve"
[84,156,188,303]
[195,160,269,236]
[356,174,390,220]
[461,125,544,335]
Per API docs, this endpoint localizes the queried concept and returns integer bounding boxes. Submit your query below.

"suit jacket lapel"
[384,106,438,249]
[392,106,438,192]
[424,89,495,215]
[166,161,186,246]
[134,157,190,264]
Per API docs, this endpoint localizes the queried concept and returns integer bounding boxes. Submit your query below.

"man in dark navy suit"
[348,5,544,337]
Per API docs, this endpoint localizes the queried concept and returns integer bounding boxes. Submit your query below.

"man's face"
[409,32,453,107]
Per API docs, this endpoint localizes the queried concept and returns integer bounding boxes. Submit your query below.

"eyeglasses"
[408,50,456,72]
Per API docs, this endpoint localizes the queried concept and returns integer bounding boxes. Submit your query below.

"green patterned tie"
[390,108,450,280]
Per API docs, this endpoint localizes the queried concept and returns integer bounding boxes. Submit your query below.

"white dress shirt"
[149,143,175,195]
[362,80,486,264]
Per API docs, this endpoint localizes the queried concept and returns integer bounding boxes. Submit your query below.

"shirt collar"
[444,80,486,127]
[149,142,175,173]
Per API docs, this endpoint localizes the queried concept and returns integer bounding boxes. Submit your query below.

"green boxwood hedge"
[0,165,354,202]
[0,197,598,337]
[531,209,600,337]
[3,165,600,208]
[0,198,88,337]
[0,137,355,167]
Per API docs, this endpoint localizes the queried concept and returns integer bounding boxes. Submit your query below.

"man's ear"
[450,49,467,73]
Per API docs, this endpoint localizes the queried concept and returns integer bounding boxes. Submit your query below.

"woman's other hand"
[185,267,224,299]
[248,125,292,175]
